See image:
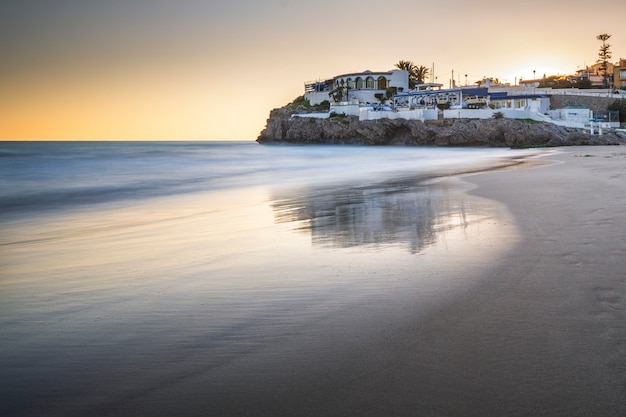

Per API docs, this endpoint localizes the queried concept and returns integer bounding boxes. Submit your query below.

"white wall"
[292,112,330,119]
[305,91,332,106]
[348,90,389,105]
[359,108,438,121]
[387,70,409,91]
[547,108,592,124]
[443,109,495,119]
[440,108,587,128]
[330,104,361,117]
[296,98,615,130]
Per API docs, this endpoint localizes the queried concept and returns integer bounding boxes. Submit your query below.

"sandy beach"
[197,146,626,417]
[456,146,626,416]
[391,145,626,417]
[143,146,624,417]
[1,144,625,417]
[209,146,625,417]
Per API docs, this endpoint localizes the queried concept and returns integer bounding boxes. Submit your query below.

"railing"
[304,80,332,93]
[593,111,620,123]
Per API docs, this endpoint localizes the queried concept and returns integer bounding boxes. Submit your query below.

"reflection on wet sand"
[271,176,485,254]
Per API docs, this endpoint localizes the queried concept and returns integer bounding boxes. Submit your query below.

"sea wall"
[257,105,624,148]
[549,94,617,112]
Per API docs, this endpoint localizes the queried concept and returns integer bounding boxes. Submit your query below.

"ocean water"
[0,141,534,416]
[1,141,528,218]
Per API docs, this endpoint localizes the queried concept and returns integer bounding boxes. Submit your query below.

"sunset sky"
[1,0,625,141]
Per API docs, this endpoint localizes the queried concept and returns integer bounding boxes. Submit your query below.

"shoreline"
[456,146,626,415]
[2,145,625,416]
[203,146,626,416]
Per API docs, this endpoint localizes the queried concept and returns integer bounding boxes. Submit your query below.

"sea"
[0,141,536,416]
[0,141,531,218]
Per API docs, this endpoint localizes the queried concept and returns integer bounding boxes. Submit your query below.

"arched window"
[365,76,375,89]
[355,77,364,89]
[377,76,387,89]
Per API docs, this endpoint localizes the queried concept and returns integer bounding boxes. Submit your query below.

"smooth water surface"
[0,141,534,416]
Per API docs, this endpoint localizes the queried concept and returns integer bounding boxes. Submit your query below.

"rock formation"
[257,105,624,148]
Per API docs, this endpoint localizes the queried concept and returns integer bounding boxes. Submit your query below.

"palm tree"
[395,60,418,89]
[395,60,430,89]
[414,65,430,85]
[395,60,416,73]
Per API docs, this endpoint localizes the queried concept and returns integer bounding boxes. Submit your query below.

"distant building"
[576,61,615,87]
[519,79,541,90]
[613,58,626,89]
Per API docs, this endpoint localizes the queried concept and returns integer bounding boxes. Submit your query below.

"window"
[620,70,626,78]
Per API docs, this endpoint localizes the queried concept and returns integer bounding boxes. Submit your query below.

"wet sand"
[456,146,626,416]
[207,146,626,416]
[2,146,625,416]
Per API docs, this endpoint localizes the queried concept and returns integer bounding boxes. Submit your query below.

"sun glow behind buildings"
[1,0,624,140]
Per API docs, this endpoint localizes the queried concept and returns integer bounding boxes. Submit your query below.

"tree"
[395,60,417,89]
[607,98,626,124]
[330,85,345,103]
[414,65,430,85]
[576,78,592,89]
[395,60,430,89]
[395,60,416,74]
[596,33,612,88]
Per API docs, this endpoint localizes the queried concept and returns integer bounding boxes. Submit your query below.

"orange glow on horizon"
[1,1,624,141]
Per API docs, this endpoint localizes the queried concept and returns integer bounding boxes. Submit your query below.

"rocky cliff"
[257,106,624,148]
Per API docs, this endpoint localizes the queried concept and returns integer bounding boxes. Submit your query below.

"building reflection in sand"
[271,176,486,254]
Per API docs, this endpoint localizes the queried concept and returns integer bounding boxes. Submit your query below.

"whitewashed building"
[297,69,619,130]
[395,87,490,109]
[488,92,551,114]
[304,69,409,106]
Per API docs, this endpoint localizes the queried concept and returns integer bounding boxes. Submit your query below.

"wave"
[0,141,532,219]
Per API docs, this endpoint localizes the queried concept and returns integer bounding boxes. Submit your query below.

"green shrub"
[290,96,310,108]
[316,100,330,111]
[607,99,626,123]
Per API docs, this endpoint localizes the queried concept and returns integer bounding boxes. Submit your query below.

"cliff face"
[257,106,624,148]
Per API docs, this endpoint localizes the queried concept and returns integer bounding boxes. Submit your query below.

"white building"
[488,92,551,114]
[304,69,409,106]
[395,87,490,109]
[297,69,620,130]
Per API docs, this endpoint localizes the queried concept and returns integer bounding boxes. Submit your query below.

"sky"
[1,0,625,141]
